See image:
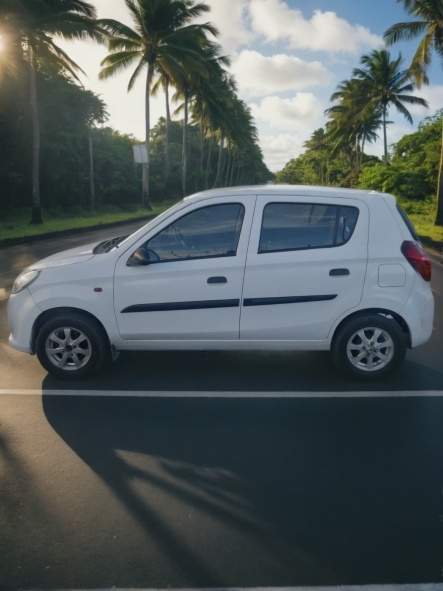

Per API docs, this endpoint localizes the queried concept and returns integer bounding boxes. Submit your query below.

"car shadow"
[40,386,443,588]
[41,348,443,392]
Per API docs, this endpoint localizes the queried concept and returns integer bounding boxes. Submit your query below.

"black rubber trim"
[121,299,240,313]
[243,294,337,307]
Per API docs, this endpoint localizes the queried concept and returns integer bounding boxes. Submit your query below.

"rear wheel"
[332,314,407,380]
[36,312,110,380]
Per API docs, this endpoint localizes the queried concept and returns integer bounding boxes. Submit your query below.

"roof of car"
[185,184,394,204]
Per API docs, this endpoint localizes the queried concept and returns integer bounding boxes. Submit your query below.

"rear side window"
[259,202,359,254]
[396,204,419,241]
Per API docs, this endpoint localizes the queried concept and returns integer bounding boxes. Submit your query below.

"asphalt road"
[0,222,442,590]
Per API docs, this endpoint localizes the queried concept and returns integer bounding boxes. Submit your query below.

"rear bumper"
[403,278,435,348]
[7,288,40,354]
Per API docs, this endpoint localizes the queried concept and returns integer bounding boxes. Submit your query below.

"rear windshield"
[396,204,419,241]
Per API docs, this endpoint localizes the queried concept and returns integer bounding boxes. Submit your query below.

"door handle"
[207,276,228,284]
[330,268,350,277]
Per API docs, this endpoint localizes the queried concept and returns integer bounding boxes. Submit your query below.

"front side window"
[142,203,245,263]
[259,202,359,254]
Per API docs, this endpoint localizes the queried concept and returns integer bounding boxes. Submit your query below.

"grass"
[0,202,178,242]
[399,197,443,244]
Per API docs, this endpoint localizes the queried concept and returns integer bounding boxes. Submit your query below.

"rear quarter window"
[396,204,419,241]
[259,202,359,254]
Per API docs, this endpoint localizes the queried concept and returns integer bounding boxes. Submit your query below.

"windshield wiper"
[93,236,127,254]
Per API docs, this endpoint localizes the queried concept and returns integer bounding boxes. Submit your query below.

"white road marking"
[0,389,442,398]
[47,585,443,591]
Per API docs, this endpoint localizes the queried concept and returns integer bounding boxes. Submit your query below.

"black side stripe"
[122,299,240,313]
[243,294,337,307]
[122,294,337,313]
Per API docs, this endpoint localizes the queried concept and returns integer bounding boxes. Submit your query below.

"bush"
[358,162,429,200]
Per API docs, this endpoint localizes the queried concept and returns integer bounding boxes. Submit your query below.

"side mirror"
[127,247,151,267]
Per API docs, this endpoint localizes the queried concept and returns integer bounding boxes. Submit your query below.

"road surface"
[0,220,442,590]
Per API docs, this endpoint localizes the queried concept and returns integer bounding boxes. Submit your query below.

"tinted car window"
[259,202,359,254]
[144,203,245,263]
[396,204,419,240]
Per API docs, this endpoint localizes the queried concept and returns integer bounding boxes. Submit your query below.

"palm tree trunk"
[213,137,224,188]
[29,46,42,225]
[205,139,213,189]
[143,65,153,210]
[435,120,443,226]
[88,128,96,211]
[199,122,205,190]
[224,150,232,187]
[229,159,236,186]
[383,105,388,163]
[164,79,171,184]
[182,90,189,198]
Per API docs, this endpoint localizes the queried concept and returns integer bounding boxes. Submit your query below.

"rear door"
[240,194,369,341]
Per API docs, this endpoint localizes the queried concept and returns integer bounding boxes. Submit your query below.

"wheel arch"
[31,307,111,354]
[331,308,412,349]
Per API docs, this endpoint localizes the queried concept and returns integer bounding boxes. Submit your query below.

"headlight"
[11,270,40,294]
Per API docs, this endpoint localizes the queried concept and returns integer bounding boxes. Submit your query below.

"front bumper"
[7,288,41,354]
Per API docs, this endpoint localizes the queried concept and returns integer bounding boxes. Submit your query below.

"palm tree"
[327,78,383,176]
[353,49,427,162]
[384,0,443,224]
[99,0,216,207]
[0,0,102,224]
[176,42,229,196]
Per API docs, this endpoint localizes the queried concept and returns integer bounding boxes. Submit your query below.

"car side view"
[8,185,434,381]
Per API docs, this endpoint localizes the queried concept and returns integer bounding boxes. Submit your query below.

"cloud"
[410,85,443,118]
[260,133,308,171]
[203,0,253,52]
[251,93,324,130]
[253,94,326,171]
[231,50,331,97]
[249,0,382,54]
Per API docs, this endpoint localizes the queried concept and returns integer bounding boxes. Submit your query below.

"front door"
[114,197,255,341]
[240,194,368,342]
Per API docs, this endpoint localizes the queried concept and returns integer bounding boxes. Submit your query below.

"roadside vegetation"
[277,0,443,241]
[0,202,176,243]
[0,0,271,235]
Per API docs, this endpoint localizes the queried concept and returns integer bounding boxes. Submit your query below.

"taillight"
[401,241,432,282]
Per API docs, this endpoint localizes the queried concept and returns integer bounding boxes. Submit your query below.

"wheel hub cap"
[346,327,394,373]
[45,327,92,372]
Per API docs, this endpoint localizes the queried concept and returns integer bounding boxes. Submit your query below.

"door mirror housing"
[127,247,152,267]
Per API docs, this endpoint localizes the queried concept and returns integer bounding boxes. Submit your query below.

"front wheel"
[36,312,110,380]
[332,314,407,380]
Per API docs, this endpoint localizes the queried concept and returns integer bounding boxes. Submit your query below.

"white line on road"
[46,585,443,591]
[0,389,443,398]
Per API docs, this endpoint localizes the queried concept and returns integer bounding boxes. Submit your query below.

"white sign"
[133,144,148,164]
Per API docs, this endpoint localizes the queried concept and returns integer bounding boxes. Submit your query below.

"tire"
[332,314,407,380]
[35,312,110,380]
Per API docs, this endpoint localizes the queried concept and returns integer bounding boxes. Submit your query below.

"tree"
[384,0,443,225]
[99,0,217,207]
[353,49,427,162]
[0,0,102,224]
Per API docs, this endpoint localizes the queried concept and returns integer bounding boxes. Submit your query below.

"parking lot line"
[48,585,443,591]
[1,388,443,398]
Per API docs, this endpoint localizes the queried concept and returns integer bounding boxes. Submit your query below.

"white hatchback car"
[8,185,434,380]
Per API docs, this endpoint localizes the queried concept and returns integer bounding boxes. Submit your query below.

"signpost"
[132,144,148,205]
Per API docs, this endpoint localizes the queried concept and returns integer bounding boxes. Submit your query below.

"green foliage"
[358,112,442,200]
[0,68,141,212]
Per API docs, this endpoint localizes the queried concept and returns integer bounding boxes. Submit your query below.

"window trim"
[131,202,246,265]
[258,201,360,255]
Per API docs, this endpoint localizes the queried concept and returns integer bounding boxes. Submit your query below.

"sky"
[58,0,443,172]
